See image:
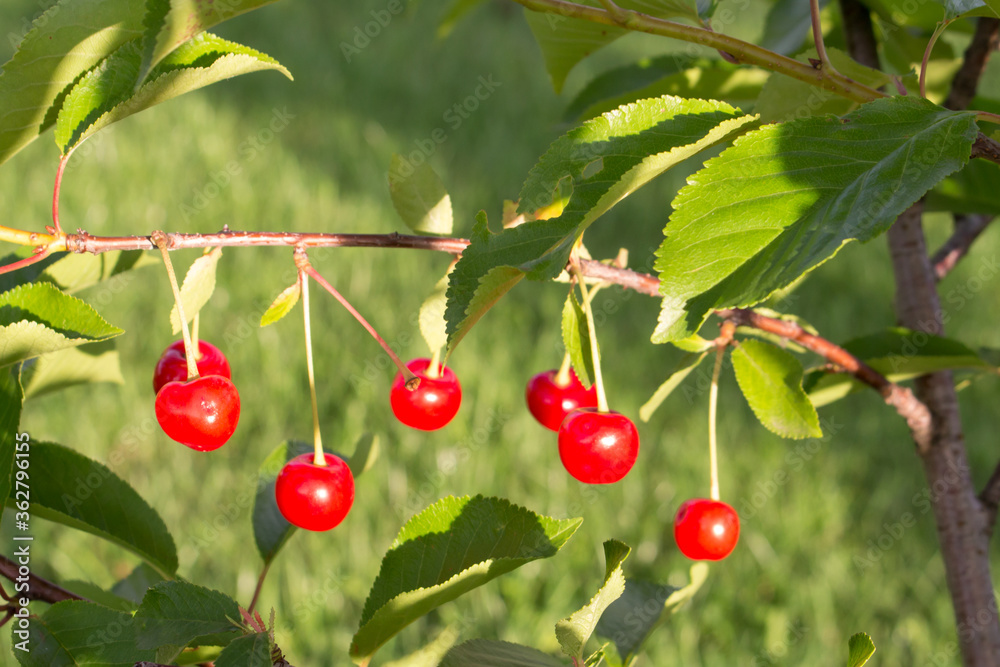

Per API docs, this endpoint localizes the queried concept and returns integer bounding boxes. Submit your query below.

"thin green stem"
[708,344,724,502]
[555,351,573,387]
[301,271,325,466]
[573,264,608,413]
[511,0,886,103]
[303,265,416,384]
[428,346,442,379]
[152,231,197,380]
[921,21,953,98]
[809,0,838,74]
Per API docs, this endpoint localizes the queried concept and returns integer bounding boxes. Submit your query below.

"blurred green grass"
[1,1,999,665]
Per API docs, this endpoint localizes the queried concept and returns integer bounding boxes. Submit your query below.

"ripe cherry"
[275,452,355,531]
[525,368,598,432]
[155,375,241,451]
[673,498,740,561]
[153,340,231,394]
[390,358,462,431]
[558,408,639,484]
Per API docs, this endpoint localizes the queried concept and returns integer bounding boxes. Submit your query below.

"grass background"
[1,0,999,665]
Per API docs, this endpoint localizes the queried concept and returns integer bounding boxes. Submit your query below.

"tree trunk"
[887,203,1000,665]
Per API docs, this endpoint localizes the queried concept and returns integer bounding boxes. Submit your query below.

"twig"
[979,461,1000,534]
[717,308,933,453]
[972,132,1000,166]
[944,18,1000,111]
[931,214,994,280]
[838,0,880,70]
[0,555,86,604]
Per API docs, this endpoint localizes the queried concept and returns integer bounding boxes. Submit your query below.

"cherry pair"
[527,368,639,485]
[153,340,240,452]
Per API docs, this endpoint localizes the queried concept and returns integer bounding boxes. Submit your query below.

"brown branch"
[980,462,1000,530]
[945,18,1000,111]
[65,229,470,255]
[717,307,933,453]
[972,133,1000,166]
[932,214,995,280]
[838,0,880,70]
[0,554,86,604]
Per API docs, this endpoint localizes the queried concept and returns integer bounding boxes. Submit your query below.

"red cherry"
[673,498,740,561]
[153,340,231,394]
[154,376,241,451]
[558,408,639,484]
[525,368,598,431]
[390,358,462,431]
[275,452,355,531]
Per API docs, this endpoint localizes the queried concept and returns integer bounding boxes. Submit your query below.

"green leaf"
[260,280,301,327]
[731,340,822,439]
[926,159,1000,215]
[0,250,155,296]
[383,626,462,667]
[111,562,166,606]
[419,273,451,355]
[0,0,145,166]
[445,97,756,351]
[654,96,979,342]
[556,540,630,659]
[584,646,608,667]
[60,580,137,611]
[638,351,708,422]
[350,495,582,663]
[754,48,891,124]
[214,632,272,667]
[0,369,21,535]
[252,440,312,565]
[440,639,565,667]
[525,0,700,93]
[595,563,708,665]
[0,282,123,367]
[347,432,380,478]
[8,442,177,576]
[16,600,158,666]
[760,0,825,55]
[56,33,291,154]
[847,632,877,667]
[139,0,284,81]
[20,339,124,400]
[135,580,241,649]
[169,247,222,333]
[563,55,697,122]
[562,290,595,388]
[804,328,991,407]
[389,156,454,235]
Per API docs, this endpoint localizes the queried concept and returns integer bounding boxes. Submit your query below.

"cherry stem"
[555,351,573,387]
[302,263,416,385]
[152,231,197,380]
[920,21,952,98]
[299,267,325,466]
[572,262,609,413]
[708,343,724,502]
[427,347,442,379]
[247,562,271,616]
[51,154,69,236]
[809,0,839,75]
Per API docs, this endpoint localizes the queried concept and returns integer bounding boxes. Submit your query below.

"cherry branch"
[509,0,886,104]
[931,214,995,280]
[944,17,1000,112]
[979,462,1000,536]
[716,308,933,454]
[0,554,86,604]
